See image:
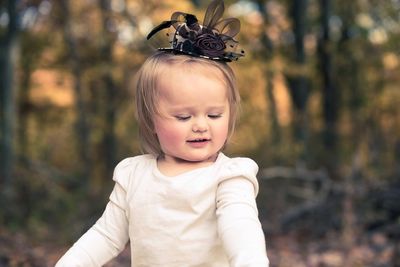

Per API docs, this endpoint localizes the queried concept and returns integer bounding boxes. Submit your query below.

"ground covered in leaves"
[0,227,398,267]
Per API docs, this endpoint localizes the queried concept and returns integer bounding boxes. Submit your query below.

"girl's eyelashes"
[208,114,222,119]
[175,115,191,121]
[174,113,223,121]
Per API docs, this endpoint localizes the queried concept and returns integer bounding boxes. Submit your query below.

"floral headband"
[146,0,245,62]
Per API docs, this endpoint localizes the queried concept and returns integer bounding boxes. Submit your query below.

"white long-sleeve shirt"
[56,153,269,267]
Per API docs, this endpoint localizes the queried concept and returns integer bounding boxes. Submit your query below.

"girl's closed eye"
[175,115,191,121]
[208,114,223,119]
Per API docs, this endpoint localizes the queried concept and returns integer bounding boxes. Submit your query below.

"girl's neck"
[156,153,219,177]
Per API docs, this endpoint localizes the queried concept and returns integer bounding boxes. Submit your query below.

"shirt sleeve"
[216,158,269,267]
[55,159,132,267]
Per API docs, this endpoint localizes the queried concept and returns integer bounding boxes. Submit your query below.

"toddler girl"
[56,1,269,266]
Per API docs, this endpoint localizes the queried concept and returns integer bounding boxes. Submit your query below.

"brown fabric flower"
[195,33,226,58]
[147,0,244,62]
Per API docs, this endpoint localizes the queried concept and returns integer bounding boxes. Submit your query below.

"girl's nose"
[192,117,208,133]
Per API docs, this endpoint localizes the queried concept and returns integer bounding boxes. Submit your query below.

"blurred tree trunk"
[286,0,310,162]
[60,0,91,182]
[318,0,339,174]
[0,0,19,192]
[18,33,45,162]
[18,45,32,160]
[256,0,280,146]
[337,1,363,150]
[98,0,118,182]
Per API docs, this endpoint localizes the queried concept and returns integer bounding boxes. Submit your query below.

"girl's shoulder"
[114,154,155,169]
[112,154,156,186]
[216,154,260,195]
[217,153,259,178]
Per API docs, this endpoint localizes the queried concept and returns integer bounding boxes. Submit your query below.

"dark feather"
[147,20,177,40]
[203,0,224,29]
[214,18,240,37]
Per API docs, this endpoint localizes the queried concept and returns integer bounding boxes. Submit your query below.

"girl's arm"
[216,176,269,267]
[56,181,129,267]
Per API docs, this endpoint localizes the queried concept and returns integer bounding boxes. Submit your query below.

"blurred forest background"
[1,0,400,266]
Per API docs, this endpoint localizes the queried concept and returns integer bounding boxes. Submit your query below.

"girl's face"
[153,65,230,167]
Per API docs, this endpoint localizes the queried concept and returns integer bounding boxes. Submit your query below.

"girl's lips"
[187,138,211,147]
[187,138,210,143]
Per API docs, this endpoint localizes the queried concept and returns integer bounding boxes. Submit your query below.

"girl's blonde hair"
[134,51,240,156]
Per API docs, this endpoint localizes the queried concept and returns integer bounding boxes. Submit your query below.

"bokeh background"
[1,0,400,266]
